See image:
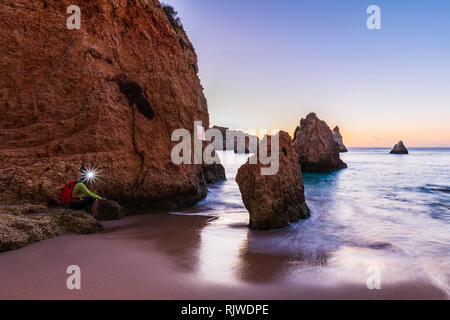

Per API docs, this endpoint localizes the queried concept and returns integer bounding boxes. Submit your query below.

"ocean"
[172,148,450,296]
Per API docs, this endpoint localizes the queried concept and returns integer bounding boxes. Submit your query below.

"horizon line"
[346,146,450,149]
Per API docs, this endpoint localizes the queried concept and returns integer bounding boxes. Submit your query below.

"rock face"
[292,113,347,172]
[390,141,409,154]
[236,131,310,230]
[0,0,218,212]
[332,126,348,153]
[0,207,103,252]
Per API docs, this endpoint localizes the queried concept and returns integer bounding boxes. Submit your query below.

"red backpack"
[60,180,78,204]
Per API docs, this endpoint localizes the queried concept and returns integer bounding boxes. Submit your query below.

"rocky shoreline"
[0,204,103,252]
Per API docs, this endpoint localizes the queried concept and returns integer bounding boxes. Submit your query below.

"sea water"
[171,149,450,295]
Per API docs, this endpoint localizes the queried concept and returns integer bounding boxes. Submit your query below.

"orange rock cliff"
[0,0,220,211]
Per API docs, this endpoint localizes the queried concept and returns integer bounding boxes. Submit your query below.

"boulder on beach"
[292,113,347,172]
[0,213,63,252]
[0,207,103,252]
[97,199,125,221]
[332,126,348,153]
[0,0,213,212]
[390,141,409,154]
[236,131,310,230]
[53,209,104,234]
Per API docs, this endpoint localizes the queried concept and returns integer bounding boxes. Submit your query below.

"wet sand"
[0,213,447,300]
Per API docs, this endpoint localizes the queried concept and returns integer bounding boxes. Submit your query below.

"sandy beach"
[0,213,446,300]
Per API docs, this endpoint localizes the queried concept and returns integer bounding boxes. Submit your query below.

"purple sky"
[165,0,450,146]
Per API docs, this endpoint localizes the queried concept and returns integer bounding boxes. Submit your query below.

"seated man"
[70,179,102,219]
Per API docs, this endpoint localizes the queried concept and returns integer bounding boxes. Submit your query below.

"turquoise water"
[172,149,450,295]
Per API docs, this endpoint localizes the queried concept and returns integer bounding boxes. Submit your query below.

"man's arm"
[79,183,101,199]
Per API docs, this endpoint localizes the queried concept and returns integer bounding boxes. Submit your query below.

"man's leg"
[91,199,99,216]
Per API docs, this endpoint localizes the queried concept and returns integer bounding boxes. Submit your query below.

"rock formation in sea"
[332,126,348,153]
[212,126,259,154]
[292,113,347,172]
[233,132,259,154]
[212,126,229,151]
[236,131,310,230]
[390,141,409,154]
[0,0,224,212]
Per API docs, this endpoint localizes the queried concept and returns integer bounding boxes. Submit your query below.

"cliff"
[0,0,217,211]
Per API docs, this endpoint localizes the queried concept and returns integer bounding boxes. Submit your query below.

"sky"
[164,0,450,147]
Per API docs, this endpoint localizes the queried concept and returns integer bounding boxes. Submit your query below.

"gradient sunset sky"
[166,0,450,147]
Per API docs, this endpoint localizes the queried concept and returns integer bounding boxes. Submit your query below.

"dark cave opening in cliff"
[117,80,155,120]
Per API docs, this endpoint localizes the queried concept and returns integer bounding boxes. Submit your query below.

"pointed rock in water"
[0,0,211,212]
[390,141,409,154]
[292,113,347,172]
[236,131,310,230]
[332,126,348,153]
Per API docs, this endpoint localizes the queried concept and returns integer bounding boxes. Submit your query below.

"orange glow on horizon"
[280,125,450,148]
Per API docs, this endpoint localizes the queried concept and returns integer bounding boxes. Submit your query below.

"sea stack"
[390,141,409,154]
[332,126,348,153]
[0,0,223,212]
[292,113,347,172]
[212,126,259,154]
[233,132,259,154]
[202,145,226,183]
[236,131,310,230]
